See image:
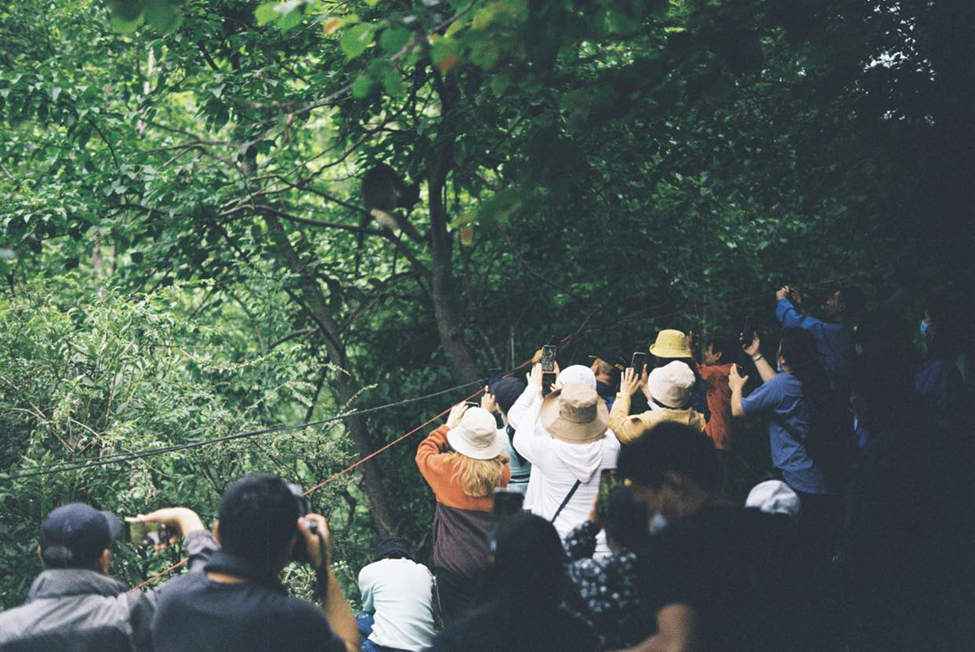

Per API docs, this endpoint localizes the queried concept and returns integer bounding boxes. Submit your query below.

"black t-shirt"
[638,505,808,652]
[151,560,345,652]
[432,605,597,652]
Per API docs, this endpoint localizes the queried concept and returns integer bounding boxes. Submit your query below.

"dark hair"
[218,474,299,568]
[374,536,414,562]
[706,337,738,365]
[603,486,650,552]
[838,286,865,316]
[779,328,855,478]
[616,422,723,493]
[482,512,566,614]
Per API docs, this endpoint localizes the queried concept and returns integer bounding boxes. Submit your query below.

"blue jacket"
[776,298,856,394]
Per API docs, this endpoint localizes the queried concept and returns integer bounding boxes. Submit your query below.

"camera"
[287,483,319,563]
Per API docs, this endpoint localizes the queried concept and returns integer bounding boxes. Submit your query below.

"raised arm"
[416,404,468,490]
[775,286,828,336]
[609,367,649,445]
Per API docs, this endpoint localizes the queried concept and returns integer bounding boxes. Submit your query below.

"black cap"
[40,503,121,567]
[375,536,414,562]
[590,345,626,371]
[490,376,527,415]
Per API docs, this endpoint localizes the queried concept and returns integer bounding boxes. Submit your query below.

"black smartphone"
[630,351,647,376]
[597,469,620,521]
[487,367,504,391]
[540,344,558,396]
[741,315,756,347]
[465,400,481,409]
[492,489,525,522]
[124,520,171,547]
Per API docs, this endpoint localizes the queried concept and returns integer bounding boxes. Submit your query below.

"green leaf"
[351,73,375,98]
[383,70,404,97]
[255,3,279,26]
[379,27,410,54]
[341,23,375,60]
[110,12,144,34]
[144,0,181,34]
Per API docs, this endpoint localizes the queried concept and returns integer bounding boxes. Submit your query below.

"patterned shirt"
[562,521,648,650]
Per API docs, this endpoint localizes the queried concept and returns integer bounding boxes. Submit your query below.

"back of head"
[604,486,651,551]
[491,376,527,416]
[218,474,298,568]
[557,365,597,390]
[39,503,121,570]
[706,336,738,365]
[485,512,565,611]
[616,422,723,493]
[374,536,414,562]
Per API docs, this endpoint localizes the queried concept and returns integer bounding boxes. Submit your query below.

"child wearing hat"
[608,361,707,444]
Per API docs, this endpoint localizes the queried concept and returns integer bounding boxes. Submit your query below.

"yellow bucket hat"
[648,329,691,359]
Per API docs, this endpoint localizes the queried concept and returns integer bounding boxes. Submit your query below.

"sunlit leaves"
[340,23,376,59]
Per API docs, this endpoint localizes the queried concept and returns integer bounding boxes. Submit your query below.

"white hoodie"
[509,385,620,554]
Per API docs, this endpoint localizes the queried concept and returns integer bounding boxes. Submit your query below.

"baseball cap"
[40,503,122,567]
[590,345,626,371]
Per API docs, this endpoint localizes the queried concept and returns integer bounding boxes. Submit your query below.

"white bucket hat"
[557,364,597,390]
[745,480,801,517]
[446,407,506,460]
[647,361,695,408]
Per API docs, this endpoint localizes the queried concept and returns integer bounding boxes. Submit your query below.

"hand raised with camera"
[446,402,469,429]
[619,367,643,399]
[741,331,762,358]
[775,285,791,302]
[297,513,331,571]
[136,507,205,552]
[729,363,749,393]
[480,387,498,414]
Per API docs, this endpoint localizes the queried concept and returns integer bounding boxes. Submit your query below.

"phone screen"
[597,469,620,521]
[492,489,525,522]
[124,520,170,547]
[540,345,557,372]
[630,352,647,376]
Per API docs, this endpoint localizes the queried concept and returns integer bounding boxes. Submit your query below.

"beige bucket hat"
[446,407,506,460]
[648,329,692,359]
[539,384,610,444]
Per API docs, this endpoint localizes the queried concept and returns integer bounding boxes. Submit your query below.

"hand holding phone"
[630,352,647,377]
[741,315,756,348]
[540,344,558,396]
[593,469,620,523]
[124,519,171,548]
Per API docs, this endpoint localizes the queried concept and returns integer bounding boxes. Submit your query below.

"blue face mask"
[649,513,668,534]
[919,319,929,339]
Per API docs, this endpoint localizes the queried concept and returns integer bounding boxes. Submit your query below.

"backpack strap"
[550,480,582,525]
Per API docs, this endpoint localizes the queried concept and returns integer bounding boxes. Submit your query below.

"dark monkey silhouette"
[359,164,422,250]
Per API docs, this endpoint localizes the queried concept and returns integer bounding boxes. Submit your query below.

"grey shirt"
[0,530,217,652]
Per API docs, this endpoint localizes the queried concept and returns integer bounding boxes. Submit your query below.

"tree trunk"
[426,77,480,384]
[264,214,397,536]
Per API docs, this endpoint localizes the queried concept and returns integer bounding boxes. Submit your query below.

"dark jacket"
[0,531,216,652]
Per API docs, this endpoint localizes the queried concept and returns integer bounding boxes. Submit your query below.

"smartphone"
[487,367,504,391]
[124,519,171,547]
[541,344,558,396]
[630,351,647,377]
[465,400,481,409]
[492,489,524,522]
[741,315,756,347]
[597,469,620,521]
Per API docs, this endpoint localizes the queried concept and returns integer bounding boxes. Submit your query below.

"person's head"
[446,407,509,497]
[745,480,801,518]
[556,364,597,390]
[825,285,864,321]
[540,384,610,444]
[776,327,822,377]
[491,376,527,417]
[616,422,723,523]
[214,474,301,573]
[649,329,692,361]
[646,361,696,409]
[603,486,651,553]
[590,345,625,383]
[852,313,920,429]
[920,295,962,359]
[485,511,566,611]
[38,503,122,574]
[374,536,414,562]
[703,337,736,366]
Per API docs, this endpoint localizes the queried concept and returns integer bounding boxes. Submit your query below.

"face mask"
[649,513,668,534]
[919,319,929,339]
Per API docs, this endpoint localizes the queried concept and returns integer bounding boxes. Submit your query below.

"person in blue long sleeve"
[774,283,864,395]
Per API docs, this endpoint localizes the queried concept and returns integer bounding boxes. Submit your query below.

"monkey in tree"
[359,163,423,248]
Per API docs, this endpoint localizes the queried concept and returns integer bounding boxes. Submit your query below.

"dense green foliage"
[1,0,971,607]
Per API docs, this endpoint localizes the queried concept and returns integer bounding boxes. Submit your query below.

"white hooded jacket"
[508,385,619,553]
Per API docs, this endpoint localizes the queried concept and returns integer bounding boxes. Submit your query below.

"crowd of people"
[1,284,972,652]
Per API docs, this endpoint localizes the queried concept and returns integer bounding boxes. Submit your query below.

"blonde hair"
[446,452,510,497]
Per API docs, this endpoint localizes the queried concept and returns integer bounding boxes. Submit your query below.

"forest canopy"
[0,0,971,606]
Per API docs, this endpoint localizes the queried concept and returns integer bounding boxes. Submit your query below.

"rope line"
[0,378,485,482]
